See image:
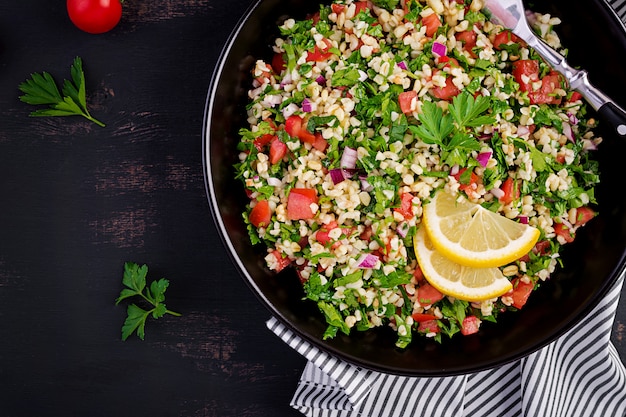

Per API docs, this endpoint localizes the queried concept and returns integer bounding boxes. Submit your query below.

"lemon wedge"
[422,190,540,268]
[413,226,513,301]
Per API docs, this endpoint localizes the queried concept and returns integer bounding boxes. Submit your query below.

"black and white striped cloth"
[267,272,626,416]
[266,2,626,415]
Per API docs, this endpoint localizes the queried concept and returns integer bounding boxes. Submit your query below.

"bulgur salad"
[235,0,601,346]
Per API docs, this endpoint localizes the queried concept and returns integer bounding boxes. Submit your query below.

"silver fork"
[484,0,626,139]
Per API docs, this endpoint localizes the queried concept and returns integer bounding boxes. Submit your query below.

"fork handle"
[597,102,626,139]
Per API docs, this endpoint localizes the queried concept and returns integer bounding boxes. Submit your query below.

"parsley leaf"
[411,100,454,145]
[448,91,496,128]
[115,262,181,341]
[18,57,105,127]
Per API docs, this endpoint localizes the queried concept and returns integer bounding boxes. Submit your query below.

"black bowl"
[203,0,626,376]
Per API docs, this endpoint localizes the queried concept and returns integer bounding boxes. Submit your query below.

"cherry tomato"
[67,0,123,34]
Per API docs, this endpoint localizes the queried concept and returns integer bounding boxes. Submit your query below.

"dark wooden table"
[0,1,624,416]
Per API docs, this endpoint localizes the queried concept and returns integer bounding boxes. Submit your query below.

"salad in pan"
[235,0,600,346]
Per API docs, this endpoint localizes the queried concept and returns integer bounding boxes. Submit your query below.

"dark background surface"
[0,1,624,416]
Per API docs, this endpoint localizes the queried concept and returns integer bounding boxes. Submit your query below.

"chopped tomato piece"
[575,206,596,226]
[249,200,271,228]
[306,39,333,62]
[512,60,563,105]
[271,52,286,74]
[312,133,328,152]
[417,319,440,334]
[460,315,480,336]
[417,283,444,305]
[455,30,477,58]
[271,249,291,272]
[394,192,415,219]
[413,266,425,283]
[287,188,318,220]
[531,71,563,105]
[411,313,438,322]
[452,168,479,196]
[499,177,520,205]
[493,30,522,50]
[431,71,460,101]
[398,90,417,114]
[269,137,287,164]
[512,59,539,93]
[331,3,345,14]
[509,278,534,309]
[568,91,583,103]
[519,240,551,263]
[315,221,338,246]
[285,114,302,138]
[285,115,317,144]
[253,133,275,151]
[436,56,459,69]
[354,1,372,15]
[554,222,575,243]
[421,13,441,37]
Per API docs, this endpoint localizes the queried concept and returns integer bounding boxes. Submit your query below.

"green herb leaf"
[412,100,454,145]
[116,262,181,341]
[18,57,105,127]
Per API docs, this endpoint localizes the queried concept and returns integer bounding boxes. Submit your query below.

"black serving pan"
[203,0,626,376]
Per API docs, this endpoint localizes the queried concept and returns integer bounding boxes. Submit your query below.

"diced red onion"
[582,139,598,151]
[330,168,347,185]
[567,112,579,125]
[490,187,505,199]
[478,133,493,141]
[340,147,358,169]
[396,221,409,238]
[450,164,460,176]
[315,75,326,85]
[562,121,574,143]
[302,98,312,113]
[518,216,529,225]
[356,253,379,269]
[432,41,447,57]
[279,72,293,88]
[397,61,408,70]
[476,151,492,168]
[267,177,282,187]
[517,125,530,136]
[359,175,373,192]
[282,102,299,119]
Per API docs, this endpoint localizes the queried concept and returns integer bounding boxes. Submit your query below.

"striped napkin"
[265,2,626,415]
[267,272,626,416]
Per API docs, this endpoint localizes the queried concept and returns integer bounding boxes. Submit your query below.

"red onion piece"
[491,187,505,199]
[518,216,529,224]
[476,151,492,168]
[315,75,326,85]
[432,41,447,57]
[517,125,530,136]
[267,177,282,187]
[340,147,358,169]
[567,112,579,125]
[359,175,373,192]
[396,221,409,238]
[582,139,598,151]
[356,253,379,269]
[450,164,460,176]
[330,168,347,185]
[302,98,312,113]
[562,121,574,143]
[397,61,408,70]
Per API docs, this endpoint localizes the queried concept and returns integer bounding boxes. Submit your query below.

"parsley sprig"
[115,262,181,341]
[18,56,105,127]
[409,91,495,166]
